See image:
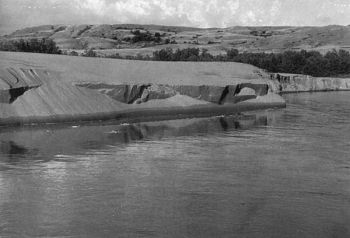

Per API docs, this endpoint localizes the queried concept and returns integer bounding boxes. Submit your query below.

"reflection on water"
[1,141,30,156]
[0,113,269,163]
[0,92,350,238]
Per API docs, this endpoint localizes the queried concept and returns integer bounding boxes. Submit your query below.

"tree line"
[0,38,61,54]
[151,48,350,77]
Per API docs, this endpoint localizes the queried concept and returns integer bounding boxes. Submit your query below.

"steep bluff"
[269,73,350,93]
[75,83,269,105]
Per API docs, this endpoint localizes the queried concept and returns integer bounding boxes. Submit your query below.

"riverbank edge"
[0,101,286,127]
[278,88,350,94]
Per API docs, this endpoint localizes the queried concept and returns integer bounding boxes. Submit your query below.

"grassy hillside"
[1,24,350,57]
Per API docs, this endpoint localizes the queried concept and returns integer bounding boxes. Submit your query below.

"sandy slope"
[0,51,269,86]
[0,52,285,126]
[0,79,126,118]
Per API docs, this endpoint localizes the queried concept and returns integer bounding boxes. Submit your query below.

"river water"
[0,92,349,238]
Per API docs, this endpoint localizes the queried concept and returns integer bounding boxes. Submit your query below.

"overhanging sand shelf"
[0,52,286,126]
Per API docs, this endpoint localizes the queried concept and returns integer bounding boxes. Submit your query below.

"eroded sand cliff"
[0,52,285,126]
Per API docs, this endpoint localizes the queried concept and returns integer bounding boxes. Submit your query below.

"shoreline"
[0,100,286,128]
[7,51,348,127]
[279,88,350,94]
[1,51,349,128]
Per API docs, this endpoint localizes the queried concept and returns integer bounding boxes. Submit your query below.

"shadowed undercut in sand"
[0,51,285,126]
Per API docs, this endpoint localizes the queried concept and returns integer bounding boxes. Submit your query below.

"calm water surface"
[0,92,350,238]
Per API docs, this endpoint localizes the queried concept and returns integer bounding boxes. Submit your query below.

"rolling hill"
[1,24,350,57]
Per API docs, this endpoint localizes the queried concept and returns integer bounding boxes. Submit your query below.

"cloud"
[68,0,241,28]
[1,0,350,34]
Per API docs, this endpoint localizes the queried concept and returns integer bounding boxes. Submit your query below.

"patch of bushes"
[153,48,204,61]
[69,51,79,56]
[127,30,162,43]
[232,50,350,77]
[82,48,97,57]
[0,38,61,54]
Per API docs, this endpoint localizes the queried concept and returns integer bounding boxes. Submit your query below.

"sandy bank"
[0,52,285,126]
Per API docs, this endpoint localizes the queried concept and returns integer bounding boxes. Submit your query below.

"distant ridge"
[1,24,350,57]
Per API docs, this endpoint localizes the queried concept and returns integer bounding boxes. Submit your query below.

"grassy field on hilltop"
[1,24,350,55]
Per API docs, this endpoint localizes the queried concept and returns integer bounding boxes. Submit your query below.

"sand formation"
[0,51,286,126]
[1,50,350,126]
[75,82,268,105]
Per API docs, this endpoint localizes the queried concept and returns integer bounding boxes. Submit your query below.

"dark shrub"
[226,49,239,60]
[69,51,79,56]
[0,38,61,54]
[82,48,97,57]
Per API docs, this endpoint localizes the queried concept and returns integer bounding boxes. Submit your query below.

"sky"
[1,0,350,34]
